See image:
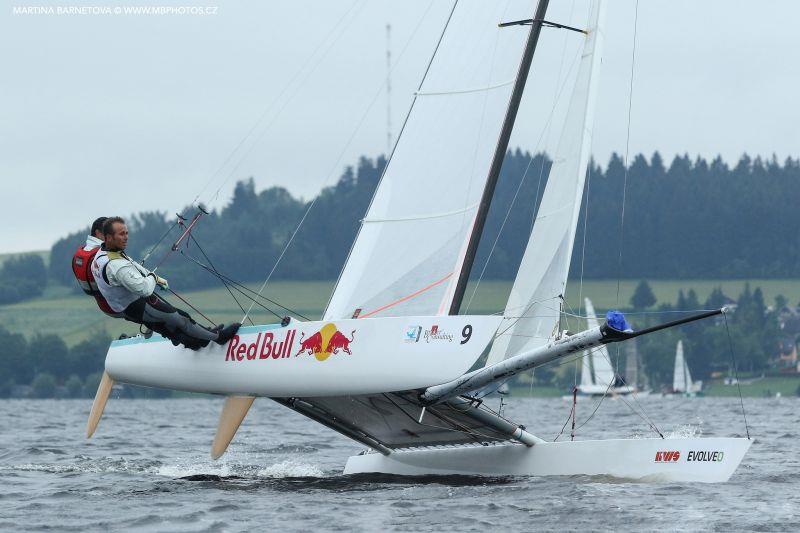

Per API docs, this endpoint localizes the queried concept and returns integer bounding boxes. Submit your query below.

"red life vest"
[72,246,117,316]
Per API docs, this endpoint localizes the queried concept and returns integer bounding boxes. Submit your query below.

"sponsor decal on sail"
[654,451,681,463]
[295,323,356,362]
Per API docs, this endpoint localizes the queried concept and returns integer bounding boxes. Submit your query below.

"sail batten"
[415,79,515,96]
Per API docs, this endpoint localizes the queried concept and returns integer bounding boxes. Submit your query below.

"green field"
[3,278,800,347]
[703,375,800,398]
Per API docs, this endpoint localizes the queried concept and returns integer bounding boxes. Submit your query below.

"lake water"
[0,396,797,531]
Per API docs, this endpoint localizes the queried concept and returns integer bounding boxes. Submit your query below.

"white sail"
[672,340,694,393]
[324,0,534,320]
[487,0,606,365]
[580,348,593,387]
[585,298,615,387]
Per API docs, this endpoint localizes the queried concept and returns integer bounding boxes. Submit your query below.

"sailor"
[72,216,122,317]
[91,216,240,350]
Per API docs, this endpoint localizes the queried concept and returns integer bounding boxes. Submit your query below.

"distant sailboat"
[671,340,703,396]
[575,298,647,397]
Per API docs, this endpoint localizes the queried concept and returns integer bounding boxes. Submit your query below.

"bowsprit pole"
[421,308,725,406]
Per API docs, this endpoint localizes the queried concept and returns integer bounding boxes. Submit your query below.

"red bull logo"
[296,323,355,362]
[225,329,297,362]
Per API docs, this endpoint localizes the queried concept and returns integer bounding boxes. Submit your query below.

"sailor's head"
[90,217,108,240]
[103,216,128,251]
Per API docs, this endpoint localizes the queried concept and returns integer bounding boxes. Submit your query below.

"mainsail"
[486,0,606,365]
[324,0,534,320]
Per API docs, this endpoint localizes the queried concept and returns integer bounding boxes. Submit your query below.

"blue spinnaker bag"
[606,310,633,333]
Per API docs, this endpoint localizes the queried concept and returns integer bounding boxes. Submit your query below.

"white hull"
[562,387,649,400]
[344,437,752,483]
[105,315,500,397]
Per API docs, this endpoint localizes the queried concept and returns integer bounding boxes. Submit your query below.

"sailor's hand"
[152,274,169,290]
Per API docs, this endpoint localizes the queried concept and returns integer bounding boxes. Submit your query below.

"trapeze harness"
[72,245,120,317]
[91,249,224,349]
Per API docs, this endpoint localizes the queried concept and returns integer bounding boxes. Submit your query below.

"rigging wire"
[723,312,751,439]
[322,0,453,316]
[191,0,368,209]
[178,249,300,321]
[140,217,182,266]
[186,234,253,326]
[616,0,640,307]
[163,287,217,328]
[240,0,439,325]
[455,0,510,256]
[464,44,584,311]
[575,0,596,320]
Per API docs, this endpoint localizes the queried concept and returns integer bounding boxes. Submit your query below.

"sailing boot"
[214,323,242,345]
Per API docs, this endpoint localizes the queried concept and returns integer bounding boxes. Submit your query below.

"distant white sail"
[673,340,694,393]
[580,346,593,387]
[487,0,606,365]
[324,0,535,320]
[585,298,615,387]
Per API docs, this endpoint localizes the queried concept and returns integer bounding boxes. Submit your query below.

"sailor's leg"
[144,295,218,341]
[123,297,179,341]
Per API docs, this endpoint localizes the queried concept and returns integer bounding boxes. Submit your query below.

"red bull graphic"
[296,323,356,361]
[326,329,355,355]
[225,329,297,362]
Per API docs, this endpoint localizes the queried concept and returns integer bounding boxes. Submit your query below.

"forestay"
[324,0,534,321]
[486,0,606,365]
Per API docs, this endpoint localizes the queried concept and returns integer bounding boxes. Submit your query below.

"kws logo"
[654,450,681,462]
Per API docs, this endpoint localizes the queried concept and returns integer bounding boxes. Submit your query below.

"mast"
[449,0,550,314]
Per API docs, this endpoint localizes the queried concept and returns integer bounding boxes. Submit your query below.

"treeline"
[0,283,784,397]
[40,150,800,295]
[0,325,168,398]
[0,324,107,398]
[633,283,780,387]
[527,282,785,391]
[0,254,47,304]
[47,156,386,291]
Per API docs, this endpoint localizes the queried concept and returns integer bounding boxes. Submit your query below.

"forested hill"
[48,150,800,290]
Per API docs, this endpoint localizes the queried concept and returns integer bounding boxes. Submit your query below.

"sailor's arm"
[111,262,157,298]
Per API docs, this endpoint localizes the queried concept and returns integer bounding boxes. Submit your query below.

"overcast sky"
[1,0,798,253]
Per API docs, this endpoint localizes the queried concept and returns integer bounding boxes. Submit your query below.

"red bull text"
[225,330,296,361]
[226,324,356,363]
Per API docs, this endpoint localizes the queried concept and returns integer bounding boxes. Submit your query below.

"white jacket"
[83,235,103,251]
[91,249,156,312]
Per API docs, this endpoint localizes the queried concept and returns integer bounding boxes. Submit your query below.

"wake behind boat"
[86,0,751,482]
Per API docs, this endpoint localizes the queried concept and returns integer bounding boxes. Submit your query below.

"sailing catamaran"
[86,0,751,482]
[670,340,703,396]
